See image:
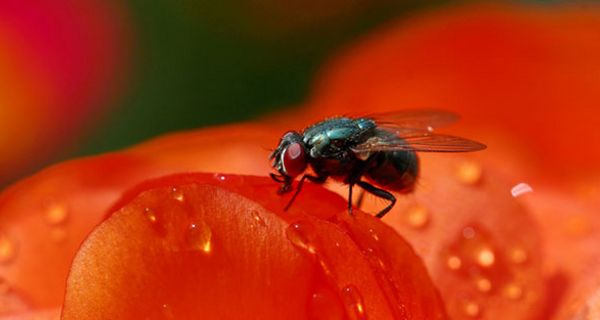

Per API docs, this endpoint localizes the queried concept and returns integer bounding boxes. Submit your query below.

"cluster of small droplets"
[444,224,531,318]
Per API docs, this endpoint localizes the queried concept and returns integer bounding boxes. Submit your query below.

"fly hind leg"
[356,181,396,219]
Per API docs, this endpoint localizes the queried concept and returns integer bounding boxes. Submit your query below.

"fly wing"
[351,128,486,153]
[360,109,460,131]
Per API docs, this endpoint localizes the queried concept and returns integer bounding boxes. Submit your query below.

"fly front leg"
[284,174,327,211]
[356,180,396,218]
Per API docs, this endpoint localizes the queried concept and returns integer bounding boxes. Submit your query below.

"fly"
[269,110,486,218]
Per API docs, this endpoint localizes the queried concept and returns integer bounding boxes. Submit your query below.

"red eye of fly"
[281,142,307,177]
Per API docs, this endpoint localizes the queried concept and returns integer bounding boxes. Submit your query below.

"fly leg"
[284,174,327,211]
[356,180,396,219]
[355,189,366,209]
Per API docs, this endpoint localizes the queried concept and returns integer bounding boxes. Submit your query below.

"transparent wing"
[351,128,486,153]
[359,109,460,131]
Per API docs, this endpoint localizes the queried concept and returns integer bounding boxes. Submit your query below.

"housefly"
[270,110,486,218]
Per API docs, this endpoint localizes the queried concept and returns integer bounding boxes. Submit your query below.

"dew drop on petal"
[341,285,367,320]
[447,255,462,270]
[462,227,476,239]
[213,173,226,182]
[161,303,174,319]
[463,300,481,317]
[144,207,158,223]
[44,200,69,226]
[456,160,483,185]
[476,247,496,268]
[0,234,17,264]
[286,221,318,255]
[404,204,429,229]
[368,228,380,241]
[475,277,492,293]
[503,283,523,300]
[509,247,528,264]
[250,210,266,227]
[171,188,185,202]
[185,221,212,254]
[308,286,345,320]
[511,182,533,198]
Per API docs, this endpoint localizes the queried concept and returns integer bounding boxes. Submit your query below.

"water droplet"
[341,285,367,320]
[250,210,266,227]
[503,283,523,300]
[44,201,69,226]
[368,228,380,241]
[456,160,483,185]
[171,188,184,202]
[511,182,533,197]
[447,255,462,270]
[462,227,476,239]
[286,221,318,255]
[404,204,429,229]
[463,300,481,317]
[144,207,158,223]
[213,173,226,182]
[185,221,212,254]
[509,247,528,264]
[161,303,175,319]
[0,234,16,264]
[476,247,495,268]
[308,286,345,320]
[475,277,492,293]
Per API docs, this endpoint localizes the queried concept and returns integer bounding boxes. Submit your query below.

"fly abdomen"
[365,150,419,193]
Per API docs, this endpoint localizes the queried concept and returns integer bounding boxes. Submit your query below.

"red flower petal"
[0,124,277,310]
[308,2,600,178]
[62,173,446,319]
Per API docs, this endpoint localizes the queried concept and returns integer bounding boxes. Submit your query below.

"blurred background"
[0,0,595,187]
[0,0,445,186]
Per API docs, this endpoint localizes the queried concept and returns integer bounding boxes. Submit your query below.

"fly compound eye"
[281,142,307,177]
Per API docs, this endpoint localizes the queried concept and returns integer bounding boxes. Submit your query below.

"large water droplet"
[456,160,483,185]
[44,200,69,226]
[511,182,533,197]
[171,188,184,202]
[286,221,318,255]
[341,285,367,320]
[463,300,481,317]
[185,220,212,254]
[404,204,429,229]
[250,210,266,227]
[0,234,17,264]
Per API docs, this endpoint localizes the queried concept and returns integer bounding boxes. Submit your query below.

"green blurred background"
[75,0,452,156]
